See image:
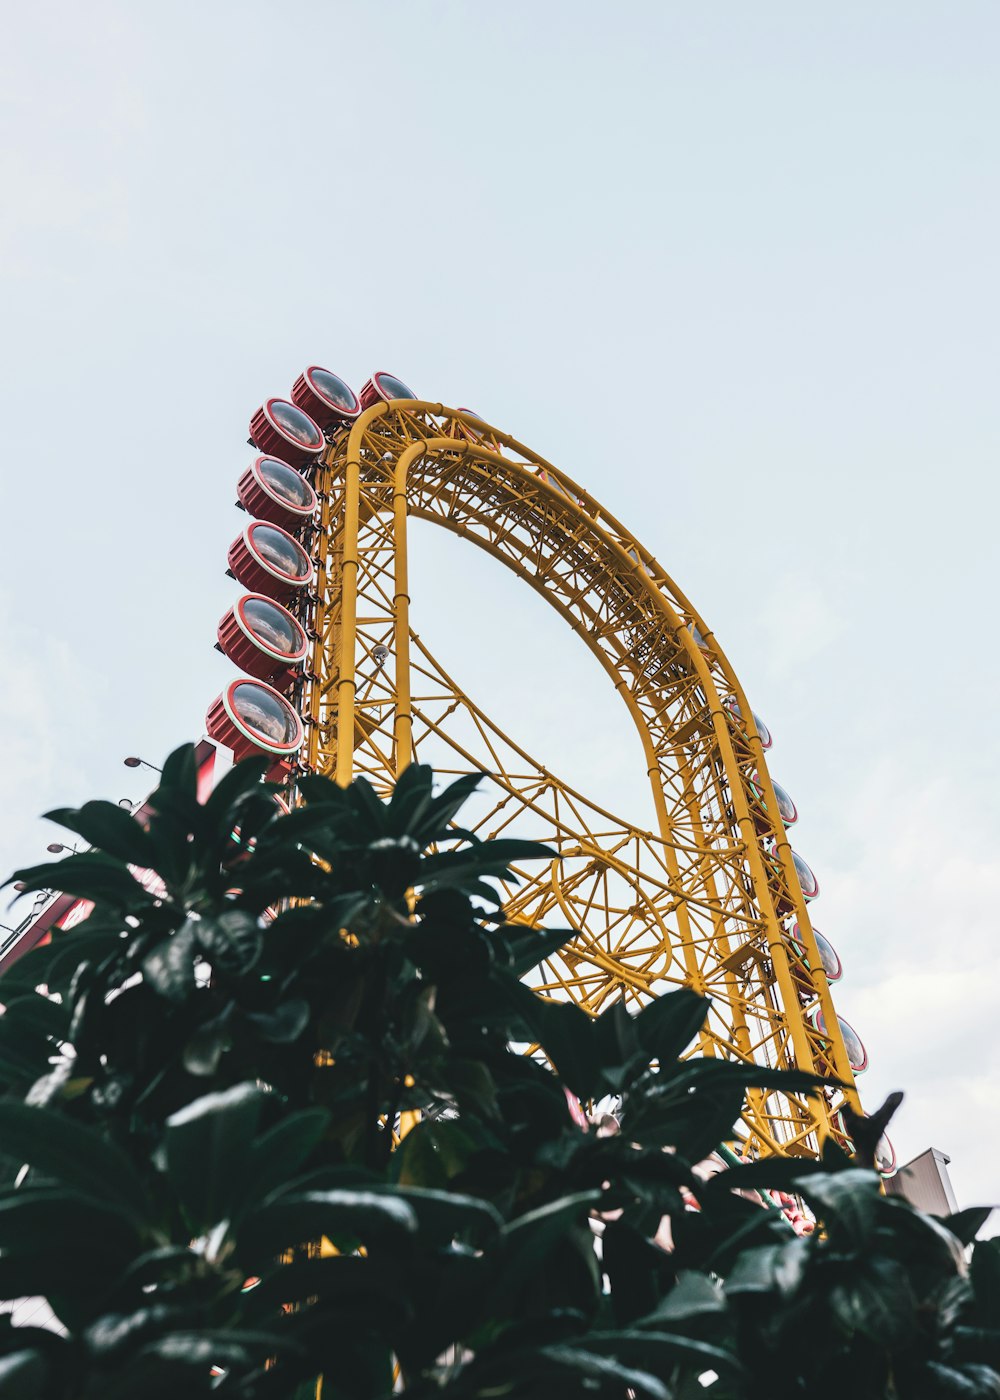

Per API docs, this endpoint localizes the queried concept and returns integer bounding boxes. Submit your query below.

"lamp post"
[123,757,162,774]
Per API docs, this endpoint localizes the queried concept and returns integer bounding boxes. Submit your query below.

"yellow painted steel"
[301,400,862,1160]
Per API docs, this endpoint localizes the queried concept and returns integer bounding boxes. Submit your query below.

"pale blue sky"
[2,2,998,1207]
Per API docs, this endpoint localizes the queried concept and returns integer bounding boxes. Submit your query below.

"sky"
[1,2,998,1212]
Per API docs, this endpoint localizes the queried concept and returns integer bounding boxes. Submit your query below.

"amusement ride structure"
[0,365,884,1172]
[199,364,883,1170]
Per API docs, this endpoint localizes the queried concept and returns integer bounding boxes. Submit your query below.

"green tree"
[0,747,995,1399]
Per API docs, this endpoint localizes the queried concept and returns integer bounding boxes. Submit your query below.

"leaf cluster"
[0,747,995,1400]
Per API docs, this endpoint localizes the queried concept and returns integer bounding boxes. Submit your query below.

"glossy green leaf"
[972,1240,1000,1330]
[0,1350,47,1398]
[0,1101,148,1220]
[946,1208,996,1246]
[164,1082,263,1231]
[182,1021,231,1076]
[489,1190,603,1302]
[918,1361,1000,1397]
[6,853,156,910]
[44,800,158,872]
[201,754,271,836]
[573,1327,741,1375]
[238,1189,417,1263]
[0,1188,139,1262]
[793,1168,881,1248]
[246,999,311,1043]
[236,1108,330,1213]
[157,744,199,805]
[633,988,711,1063]
[347,776,392,841]
[1,992,69,1042]
[394,1120,480,1188]
[701,1154,838,1196]
[637,1270,728,1328]
[502,1343,672,1400]
[603,1218,674,1325]
[827,1256,918,1344]
[372,1186,502,1245]
[385,763,438,838]
[194,910,262,973]
[494,922,576,978]
[502,978,602,1100]
[724,1243,788,1296]
[141,922,197,1002]
[878,1195,968,1275]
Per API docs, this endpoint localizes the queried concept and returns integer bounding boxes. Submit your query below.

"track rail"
[298,401,860,1159]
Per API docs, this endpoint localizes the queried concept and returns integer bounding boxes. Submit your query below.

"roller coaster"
[199,365,885,1171]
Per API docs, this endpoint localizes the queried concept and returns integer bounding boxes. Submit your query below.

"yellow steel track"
[300,400,861,1159]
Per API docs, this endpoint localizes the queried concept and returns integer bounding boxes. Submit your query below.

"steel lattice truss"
[296,401,861,1160]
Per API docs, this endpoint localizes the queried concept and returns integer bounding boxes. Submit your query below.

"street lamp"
[124,757,162,774]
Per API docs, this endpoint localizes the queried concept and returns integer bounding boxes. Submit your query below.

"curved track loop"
[300,401,861,1160]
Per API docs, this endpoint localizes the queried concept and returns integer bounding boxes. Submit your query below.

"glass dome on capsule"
[812,1008,868,1074]
[723,695,772,749]
[358,370,418,410]
[749,770,798,826]
[788,921,842,981]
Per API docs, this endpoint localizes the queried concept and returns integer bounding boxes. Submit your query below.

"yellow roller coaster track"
[299,399,861,1160]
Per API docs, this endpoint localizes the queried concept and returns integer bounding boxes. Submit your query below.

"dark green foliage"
[0,747,995,1398]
